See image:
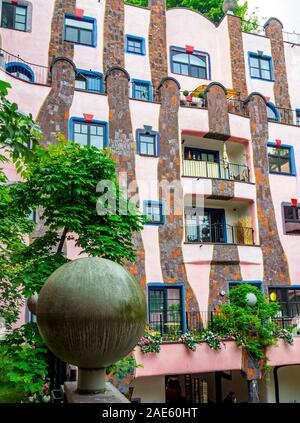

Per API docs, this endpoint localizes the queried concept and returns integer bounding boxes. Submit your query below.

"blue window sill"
[125,50,145,56]
[250,75,274,82]
[269,171,296,177]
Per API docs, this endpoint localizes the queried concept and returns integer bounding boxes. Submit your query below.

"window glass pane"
[97,126,104,136]
[250,57,259,67]
[268,155,280,173]
[267,106,277,120]
[80,29,92,45]
[15,15,26,24]
[279,157,291,174]
[173,63,181,74]
[15,22,26,31]
[140,143,147,155]
[74,133,88,146]
[75,79,86,90]
[16,6,26,15]
[260,59,271,70]
[65,26,78,42]
[65,18,93,30]
[284,206,294,220]
[90,135,104,149]
[88,77,101,92]
[81,124,88,134]
[251,67,260,78]
[173,53,189,64]
[189,55,206,67]
[261,69,271,80]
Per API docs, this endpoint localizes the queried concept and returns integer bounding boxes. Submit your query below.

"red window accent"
[83,113,94,122]
[275,139,282,147]
[75,8,84,19]
[265,97,271,103]
[11,0,19,4]
[185,45,194,54]
[291,198,298,207]
[186,95,192,102]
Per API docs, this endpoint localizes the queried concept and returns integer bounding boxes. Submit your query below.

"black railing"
[186,223,255,245]
[227,98,249,117]
[0,48,49,85]
[272,316,300,335]
[183,159,250,182]
[148,311,215,340]
[180,92,207,108]
[273,107,298,126]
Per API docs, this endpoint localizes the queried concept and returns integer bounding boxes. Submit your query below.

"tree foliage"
[126,0,260,30]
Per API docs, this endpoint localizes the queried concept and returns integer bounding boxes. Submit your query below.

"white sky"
[246,0,300,33]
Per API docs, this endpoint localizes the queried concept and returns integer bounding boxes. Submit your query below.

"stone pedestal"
[64,382,130,403]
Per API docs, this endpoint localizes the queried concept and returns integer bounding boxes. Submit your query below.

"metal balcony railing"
[283,31,300,45]
[183,159,250,182]
[148,311,215,340]
[0,48,49,85]
[271,107,300,126]
[227,98,249,117]
[180,92,207,108]
[185,223,255,245]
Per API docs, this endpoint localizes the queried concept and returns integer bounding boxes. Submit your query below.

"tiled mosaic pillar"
[205,82,242,308]
[37,0,76,144]
[157,77,199,313]
[227,15,248,99]
[105,66,146,289]
[205,83,230,140]
[246,93,291,288]
[148,0,168,92]
[264,18,292,122]
[103,0,125,73]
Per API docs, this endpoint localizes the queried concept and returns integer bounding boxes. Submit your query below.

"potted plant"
[198,91,206,107]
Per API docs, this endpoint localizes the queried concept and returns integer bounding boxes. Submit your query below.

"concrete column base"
[64,381,130,403]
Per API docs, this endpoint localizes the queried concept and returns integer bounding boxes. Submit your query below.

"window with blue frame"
[283,204,300,235]
[64,15,96,46]
[267,143,296,176]
[75,70,103,93]
[266,103,280,122]
[132,80,152,101]
[269,287,300,319]
[249,52,273,81]
[136,128,160,157]
[126,35,145,55]
[296,110,300,126]
[1,1,27,31]
[148,284,185,336]
[171,47,209,79]
[71,119,107,149]
[143,201,164,225]
[5,62,34,82]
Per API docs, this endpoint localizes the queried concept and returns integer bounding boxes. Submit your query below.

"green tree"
[126,0,261,30]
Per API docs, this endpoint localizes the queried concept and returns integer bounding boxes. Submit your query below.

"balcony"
[183,159,250,182]
[0,48,49,86]
[185,222,254,245]
[184,199,255,246]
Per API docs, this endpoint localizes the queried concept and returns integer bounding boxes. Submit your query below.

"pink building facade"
[1,0,300,403]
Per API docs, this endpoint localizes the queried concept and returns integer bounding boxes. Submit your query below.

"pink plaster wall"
[135,338,300,378]
[0,0,54,67]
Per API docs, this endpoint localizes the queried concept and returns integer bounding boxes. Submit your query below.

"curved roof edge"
[167,7,217,28]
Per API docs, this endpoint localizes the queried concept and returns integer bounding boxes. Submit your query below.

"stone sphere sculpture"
[36,257,147,394]
[246,293,258,307]
[222,0,237,14]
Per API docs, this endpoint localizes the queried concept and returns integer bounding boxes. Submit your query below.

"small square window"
[268,145,294,175]
[143,201,164,224]
[75,71,103,93]
[72,120,106,149]
[132,80,152,101]
[126,36,145,55]
[249,53,273,81]
[64,16,95,47]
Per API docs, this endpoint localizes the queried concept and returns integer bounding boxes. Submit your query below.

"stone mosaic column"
[264,18,292,123]
[103,0,125,73]
[205,82,230,140]
[157,77,199,314]
[227,14,248,100]
[37,0,76,144]
[105,66,146,289]
[246,93,291,289]
[148,0,168,93]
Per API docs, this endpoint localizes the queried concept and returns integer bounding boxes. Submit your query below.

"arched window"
[266,103,280,122]
[171,47,208,79]
[5,62,34,83]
